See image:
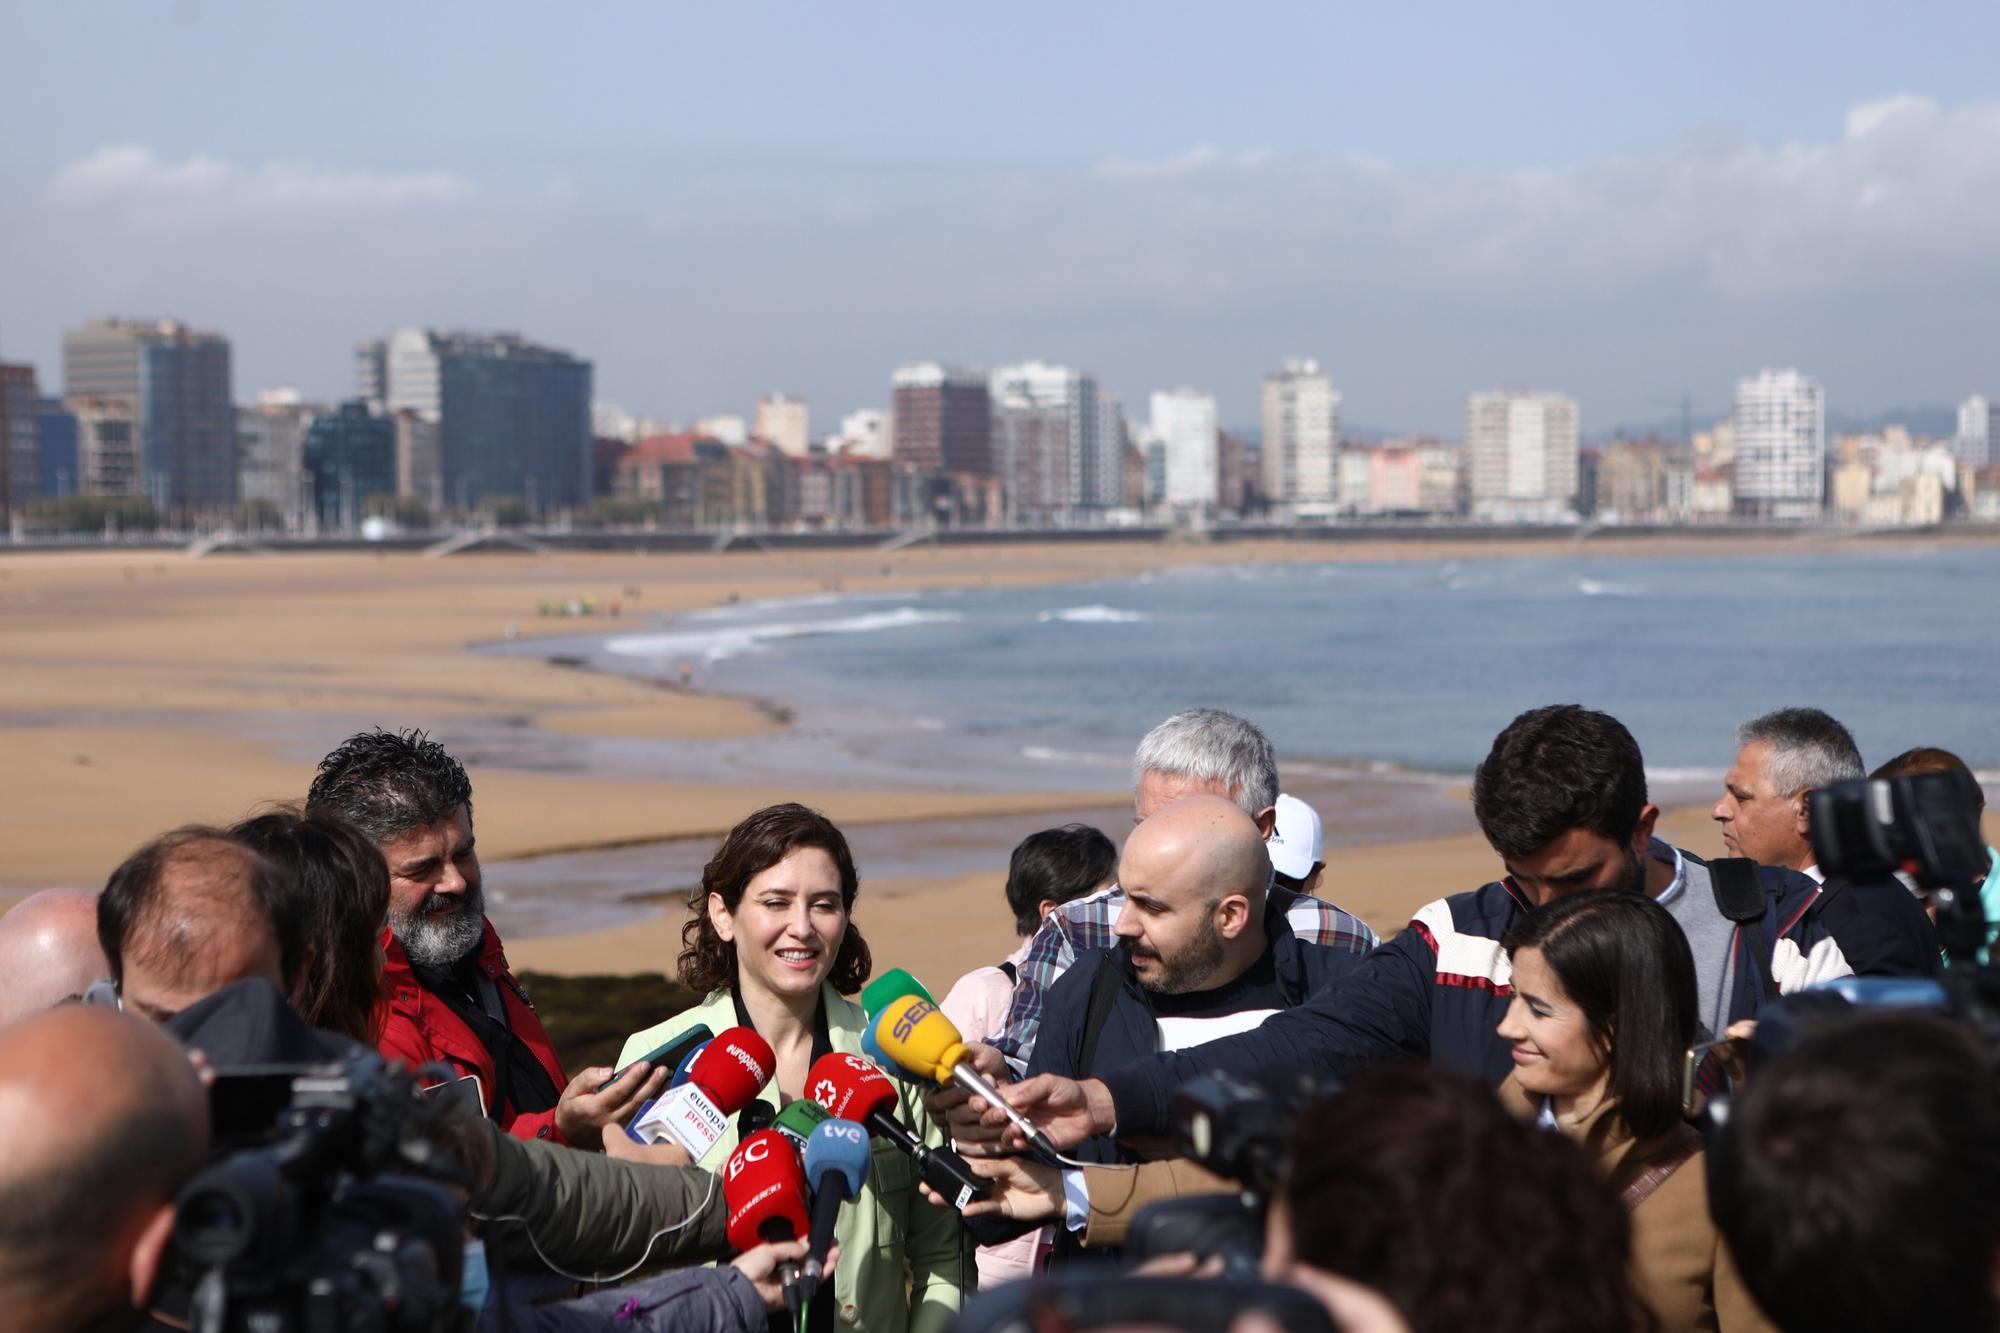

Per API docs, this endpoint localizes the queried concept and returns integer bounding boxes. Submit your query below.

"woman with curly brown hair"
[616,803,967,1333]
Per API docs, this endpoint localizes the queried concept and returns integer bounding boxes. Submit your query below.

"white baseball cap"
[1268,793,1324,881]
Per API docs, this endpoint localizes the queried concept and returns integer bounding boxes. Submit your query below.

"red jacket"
[378,919,570,1143]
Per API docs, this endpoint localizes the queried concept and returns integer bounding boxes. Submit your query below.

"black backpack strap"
[1076,951,1127,1078]
[998,960,1018,985]
[1709,856,1781,1004]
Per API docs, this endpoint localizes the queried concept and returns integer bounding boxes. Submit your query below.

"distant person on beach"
[308,728,657,1147]
[1268,793,1326,895]
[988,708,1377,1072]
[952,704,1939,1157]
[939,822,1116,1286]
[0,888,109,1023]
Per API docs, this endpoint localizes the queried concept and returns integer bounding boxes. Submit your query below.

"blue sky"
[4,2,1998,434]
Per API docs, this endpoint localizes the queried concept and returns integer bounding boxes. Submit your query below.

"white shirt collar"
[1651,840,1688,907]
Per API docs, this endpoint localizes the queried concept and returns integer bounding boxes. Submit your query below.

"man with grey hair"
[1713,706,1866,879]
[987,708,1375,1070]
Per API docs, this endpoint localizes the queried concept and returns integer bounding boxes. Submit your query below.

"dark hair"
[97,827,306,990]
[231,808,391,1043]
[1283,1064,1643,1333]
[1473,705,1649,858]
[679,804,871,997]
[1501,891,1696,1140]
[306,727,474,843]
[1004,824,1118,936]
[1872,746,1987,813]
[1710,1012,2000,1332]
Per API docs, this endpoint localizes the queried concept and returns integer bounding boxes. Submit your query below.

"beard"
[1134,912,1228,996]
[1614,842,1648,895]
[390,882,487,967]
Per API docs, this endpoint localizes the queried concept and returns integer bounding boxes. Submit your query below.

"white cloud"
[41,144,470,214]
[1845,94,1940,140]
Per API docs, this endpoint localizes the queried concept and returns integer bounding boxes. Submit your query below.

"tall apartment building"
[755,394,810,457]
[1732,369,1824,520]
[1260,358,1341,514]
[891,363,991,477]
[37,398,78,498]
[1150,387,1219,510]
[1957,394,1991,468]
[304,401,397,531]
[989,361,1119,520]
[0,364,39,520]
[70,399,142,497]
[1465,389,1581,522]
[355,328,593,513]
[237,390,320,528]
[63,318,235,512]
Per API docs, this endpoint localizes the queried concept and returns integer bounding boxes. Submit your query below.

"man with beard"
[308,728,657,1146]
[1024,796,1361,1191]
[955,706,1926,1155]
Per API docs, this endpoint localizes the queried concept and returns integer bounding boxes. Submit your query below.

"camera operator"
[1870,747,1999,958]
[0,1005,211,1333]
[1709,1011,2000,1332]
[956,706,1930,1153]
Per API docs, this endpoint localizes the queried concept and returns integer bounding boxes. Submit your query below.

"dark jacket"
[480,1265,766,1333]
[379,918,571,1143]
[1030,900,1365,1163]
[1100,844,1935,1136]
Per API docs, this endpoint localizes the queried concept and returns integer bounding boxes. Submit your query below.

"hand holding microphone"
[873,995,1064,1162]
[798,1117,871,1304]
[723,1128,812,1317]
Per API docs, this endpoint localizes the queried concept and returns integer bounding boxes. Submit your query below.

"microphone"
[670,1038,712,1087]
[772,1097,832,1151]
[799,1117,871,1304]
[723,1128,811,1317]
[860,967,935,1018]
[806,1052,991,1211]
[873,995,1062,1161]
[861,1022,925,1086]
[631,1025,775,1161]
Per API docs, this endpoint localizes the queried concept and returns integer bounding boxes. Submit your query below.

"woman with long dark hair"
[1498,891,1772,1332]
[616,803,966,1333]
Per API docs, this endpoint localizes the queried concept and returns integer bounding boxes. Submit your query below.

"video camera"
[173,1048,476,1333]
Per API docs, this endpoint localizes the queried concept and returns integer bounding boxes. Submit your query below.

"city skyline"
[2,6,1998,435]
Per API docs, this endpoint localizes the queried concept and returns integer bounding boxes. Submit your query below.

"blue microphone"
[800,1117,872,1302]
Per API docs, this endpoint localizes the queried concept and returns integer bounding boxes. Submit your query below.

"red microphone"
[805,1053,991,1210]
[630,1026,775,1160]
[723,1128,811,1316]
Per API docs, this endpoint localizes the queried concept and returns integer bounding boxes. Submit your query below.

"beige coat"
[1500,1075,1774,1333]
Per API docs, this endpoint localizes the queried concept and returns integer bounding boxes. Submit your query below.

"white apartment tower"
[1150,388,1220,509]
[1465,390,1581,522]
[1957,394,1991,468]
[1732,369,1825,520]
[1260,359,1340,514]
[756,394,811,457]
[990,361,1116,518]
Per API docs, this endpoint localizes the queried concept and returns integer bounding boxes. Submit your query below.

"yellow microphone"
[873,994,1061,1160]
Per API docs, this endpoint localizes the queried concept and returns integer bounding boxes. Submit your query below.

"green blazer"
[618,985,969,1333]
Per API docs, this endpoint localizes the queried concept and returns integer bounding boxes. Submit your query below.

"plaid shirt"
[989,882,1379,1072]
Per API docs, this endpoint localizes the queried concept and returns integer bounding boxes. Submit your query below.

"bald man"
[0,889,110,1023]
[0,1005,209,1333]
[1022,796,1366,1176]
[96,828,308,1024]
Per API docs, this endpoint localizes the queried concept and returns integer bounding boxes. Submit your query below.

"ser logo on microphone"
[891,1001,935,1043]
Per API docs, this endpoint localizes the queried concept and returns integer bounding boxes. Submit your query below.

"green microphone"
[861,967,934,1019]
[772,1098,833,1152]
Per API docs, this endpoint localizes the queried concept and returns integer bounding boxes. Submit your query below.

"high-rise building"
[1731,369,1824,520]
[1,364,39,520]
[69,398,142,497]
[1092,393,1127,511]
[832,408,889,459]
[363,328,592,513]
[237,389,319,528]
[891,362,991,477]
[63,318,235,512]
[394,411,443,512]
[755,394,810,457]
[1957,394,1992,468]
[990,361,1116,519]
[1260,359,1341,514]
[1465,389,1581,522]
[37,398,78,498]
[304,401,397,531]
[1150,387,1219,510]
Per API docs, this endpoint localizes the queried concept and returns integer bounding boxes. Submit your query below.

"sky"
[3,2,1998,437]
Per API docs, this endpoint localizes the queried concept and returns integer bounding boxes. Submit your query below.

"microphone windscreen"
[860,967,934,1018]
[805,1052,899,1125]
[873,996,969,1085]
[686,1026,776,1114]
[804,1117,872,1199]
[670,1039,712,1088]
[723,1129,810,1252]
[861,1024,923,1085]
[772,1098,832,1149]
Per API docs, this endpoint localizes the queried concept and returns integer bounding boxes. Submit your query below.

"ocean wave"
[1036,605,1150,624]
[1577,578,1637,597]
[605,606,964,665]
[1020,744,1130,767]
